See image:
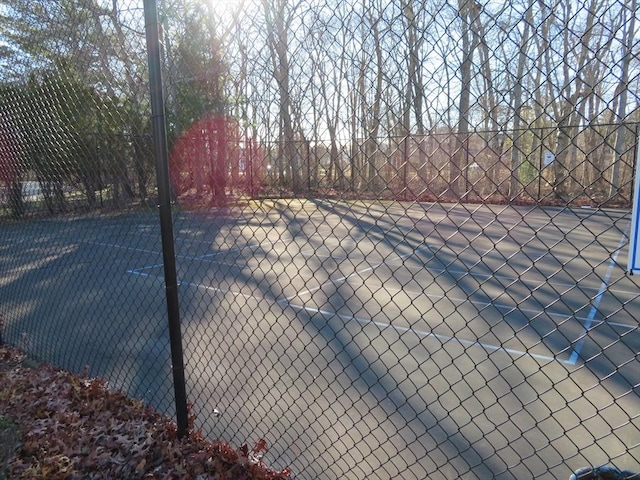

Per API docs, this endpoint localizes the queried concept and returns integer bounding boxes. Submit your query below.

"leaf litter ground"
[0,345,290,479]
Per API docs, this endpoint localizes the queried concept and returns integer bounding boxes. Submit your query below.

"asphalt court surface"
[132,201,639,478]
[128,202,638,366]
[2,200,639,479]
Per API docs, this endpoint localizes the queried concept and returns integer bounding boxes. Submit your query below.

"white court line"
[363,284,637,332]
[566,234,628,365]
[177,280,261,300]
[103,233,614,295]
[84,239,269,263]
[330,243,434,283]
[192,242,265,260]
[127,263,164,276]
[394,260,629,296]
[285,303,564,364]
[289,243,435,300]
[84,240,160,256]
[117,235,635,361]
[127,266,264,301]
[129,263,635,334]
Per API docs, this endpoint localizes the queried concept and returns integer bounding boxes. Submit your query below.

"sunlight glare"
[206,0,252,14]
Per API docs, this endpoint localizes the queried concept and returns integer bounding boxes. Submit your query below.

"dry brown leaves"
[0,345,291,479]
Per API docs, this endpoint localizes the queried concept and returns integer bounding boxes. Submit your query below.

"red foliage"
[170,116,264,207]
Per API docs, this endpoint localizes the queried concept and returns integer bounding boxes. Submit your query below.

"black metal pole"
[142,0,189,438]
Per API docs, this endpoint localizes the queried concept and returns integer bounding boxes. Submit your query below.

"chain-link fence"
[1,0,640,478]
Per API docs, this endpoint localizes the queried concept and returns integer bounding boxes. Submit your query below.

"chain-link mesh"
[1,0,639,479]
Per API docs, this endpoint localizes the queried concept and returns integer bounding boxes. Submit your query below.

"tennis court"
[128,200,639,479]
[2,200,638,479]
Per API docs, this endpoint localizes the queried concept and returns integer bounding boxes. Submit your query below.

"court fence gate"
[0,0,639,478]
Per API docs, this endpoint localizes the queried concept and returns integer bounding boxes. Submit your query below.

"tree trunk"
[365,7,384,193]
[452,0,475,200]
[7,181,24,218]
[509,1,534,199]
[610,0,636,198]
[263,0,302,193]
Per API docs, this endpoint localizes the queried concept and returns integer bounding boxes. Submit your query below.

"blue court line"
[566,234,627,365]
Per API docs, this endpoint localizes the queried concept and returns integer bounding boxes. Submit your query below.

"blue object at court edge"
[628,139,640,274]
[570,465,639,480]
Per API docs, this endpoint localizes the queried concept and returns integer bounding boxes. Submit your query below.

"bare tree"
[363,1,385,193]
[609,0,637,199]
[451,0,476,199]
[262,0,303,193]
[509,0,535,199]
[400,0,429,198]
[545,0,603,200]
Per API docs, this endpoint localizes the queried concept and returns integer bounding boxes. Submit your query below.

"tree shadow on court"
[5,204,636,478]
[0,213,178,415]
[176,201,525,478]
[301,200,639,476]
[296,201,527,476]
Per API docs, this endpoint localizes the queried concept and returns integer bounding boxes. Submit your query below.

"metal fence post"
[142,0,189,438]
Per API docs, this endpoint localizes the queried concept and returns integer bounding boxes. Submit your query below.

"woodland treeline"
[0,0,639,217]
